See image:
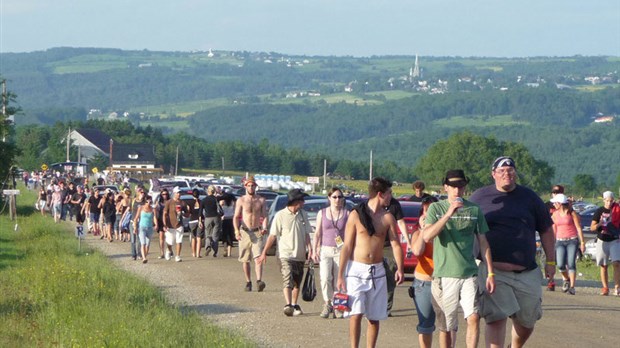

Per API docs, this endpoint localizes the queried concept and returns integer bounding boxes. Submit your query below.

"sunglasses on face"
[331,195,344,199]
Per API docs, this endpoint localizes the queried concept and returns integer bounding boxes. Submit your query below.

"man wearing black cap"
[423,169,495,348]
[258,188,313,317]
[470,156,555,348]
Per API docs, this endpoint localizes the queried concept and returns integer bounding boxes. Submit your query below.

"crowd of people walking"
[28,156,620,348]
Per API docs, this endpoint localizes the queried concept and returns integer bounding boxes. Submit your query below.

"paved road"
[82,231,619,347]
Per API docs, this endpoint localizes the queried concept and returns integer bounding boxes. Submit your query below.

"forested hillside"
[2,47,619,187]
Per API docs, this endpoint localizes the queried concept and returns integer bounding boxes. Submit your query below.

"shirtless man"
[233,176,269,292]
[337,177,404,348]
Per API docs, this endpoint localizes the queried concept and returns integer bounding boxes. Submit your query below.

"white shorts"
[431,277,479,331]
[165,226,184,245]
[596,239,620,266]
[344,261,388,321]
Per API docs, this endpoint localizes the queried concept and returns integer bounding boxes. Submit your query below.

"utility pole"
[323,159,327,191]
[175,146,179,176]
[369,150,373,181]
[66,127,71,162]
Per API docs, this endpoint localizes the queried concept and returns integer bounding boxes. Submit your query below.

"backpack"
[608,203,620,237]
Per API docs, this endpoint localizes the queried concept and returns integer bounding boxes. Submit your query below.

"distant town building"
[594,116,614,123]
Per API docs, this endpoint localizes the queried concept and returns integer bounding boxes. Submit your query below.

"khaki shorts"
[478,264,542,328]
[280,259,305,289]
[238,230,265,263]
[431,276,479,331]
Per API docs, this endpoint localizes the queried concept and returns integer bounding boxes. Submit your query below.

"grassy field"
[433,114,530,128]
[0,186,255,347]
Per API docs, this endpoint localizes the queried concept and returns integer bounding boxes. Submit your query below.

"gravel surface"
[80,229,620,347]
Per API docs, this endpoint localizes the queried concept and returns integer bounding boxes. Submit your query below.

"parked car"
[149,178,190,203]
[583,238,597,260]
[267,194,325,230]
[579,206,599,233]
[91,185,120,196]
[265,195,354,255]
[302,198,356,233]
[396,201,422,273]
[178,188,207,232]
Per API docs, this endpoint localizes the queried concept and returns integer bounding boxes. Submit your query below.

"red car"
[397,201,422,273]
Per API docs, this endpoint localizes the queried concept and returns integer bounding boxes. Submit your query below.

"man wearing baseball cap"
[470,156,555,348]
[423,169,495,348]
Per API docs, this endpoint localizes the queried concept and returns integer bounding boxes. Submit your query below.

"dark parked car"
[579,206,599,233]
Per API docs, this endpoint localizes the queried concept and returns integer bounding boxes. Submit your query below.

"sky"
[1,0,619,57]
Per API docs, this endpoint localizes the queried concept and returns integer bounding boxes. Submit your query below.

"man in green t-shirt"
[423,169,495,348]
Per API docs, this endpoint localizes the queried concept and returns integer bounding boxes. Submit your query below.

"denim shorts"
[412,278,436,334]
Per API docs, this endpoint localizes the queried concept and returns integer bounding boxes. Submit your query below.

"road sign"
[307,176,320,184]
[41,164,48,171]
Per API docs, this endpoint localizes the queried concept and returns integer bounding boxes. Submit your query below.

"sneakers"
[562,280,570,293]
[293,304,303,316]
[320,303,333,318]
[175,256,182,262]
[283,304,294,317]
[244,282,252,292]
[257,280,266,292]
[601,287,609,296]
[165,251,172,261]
[568,287,576,295]
[333,309,344,319]
[546,280,555,291]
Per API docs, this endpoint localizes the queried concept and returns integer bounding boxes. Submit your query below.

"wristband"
[487,273,495,277]
[546,261,556,266]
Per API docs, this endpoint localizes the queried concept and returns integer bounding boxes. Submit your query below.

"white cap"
[603,191,614,200]
[550,193,568,204]
[173,186,181,193]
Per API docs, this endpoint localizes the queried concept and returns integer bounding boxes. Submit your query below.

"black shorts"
[104,215,116,225]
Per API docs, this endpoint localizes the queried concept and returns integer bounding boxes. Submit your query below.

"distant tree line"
[14,120,574,194]
[14,120,418,183]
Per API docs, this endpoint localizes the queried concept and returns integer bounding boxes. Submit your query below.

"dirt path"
[80,229,619,347]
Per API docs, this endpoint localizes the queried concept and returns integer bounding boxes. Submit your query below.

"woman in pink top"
[551,194,585,295]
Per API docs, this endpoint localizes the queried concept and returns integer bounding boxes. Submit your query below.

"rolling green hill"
[2,47,620,187]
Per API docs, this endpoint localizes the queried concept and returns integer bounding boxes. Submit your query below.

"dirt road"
[83,232,619,347]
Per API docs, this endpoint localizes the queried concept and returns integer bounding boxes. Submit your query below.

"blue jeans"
[130,223,139,258]
[412,278,435,334]
[556,238,579,272]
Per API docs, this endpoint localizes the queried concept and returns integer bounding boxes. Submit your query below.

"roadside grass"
[576,257,601,282]
[0,188,255,347]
